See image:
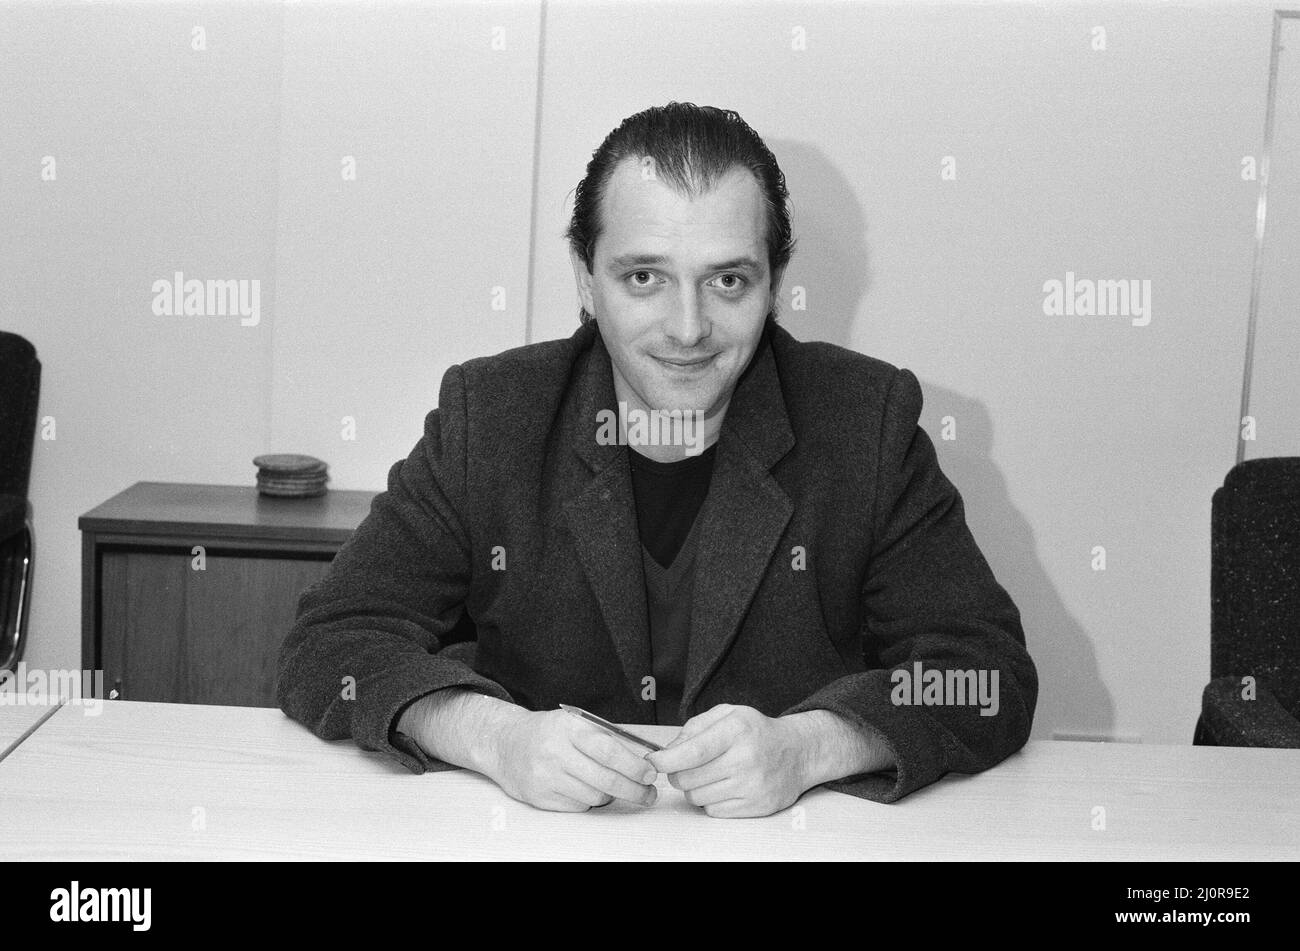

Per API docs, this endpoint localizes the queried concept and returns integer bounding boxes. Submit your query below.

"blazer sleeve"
[276,363,513,774]
[781,367,1038,803]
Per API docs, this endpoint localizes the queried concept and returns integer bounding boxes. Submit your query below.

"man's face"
[571,157,780,420]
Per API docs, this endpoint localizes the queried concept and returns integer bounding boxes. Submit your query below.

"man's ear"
[569,246,596,318]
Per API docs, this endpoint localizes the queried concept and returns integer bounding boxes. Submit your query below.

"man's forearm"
[785,709,896,789]
[396,688,526,776]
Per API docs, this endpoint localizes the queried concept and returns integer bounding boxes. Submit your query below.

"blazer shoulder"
[452,324,595,419]
[436,323,598,465]
[769,322,904,408]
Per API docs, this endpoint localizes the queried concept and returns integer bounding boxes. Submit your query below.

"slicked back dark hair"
[565,102,796,325]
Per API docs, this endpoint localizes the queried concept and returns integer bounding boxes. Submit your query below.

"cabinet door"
[100,548,334,706]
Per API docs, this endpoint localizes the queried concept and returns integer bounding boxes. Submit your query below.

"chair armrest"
[1199,676,1300,748]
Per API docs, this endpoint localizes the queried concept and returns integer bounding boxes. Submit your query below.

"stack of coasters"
[253,454,329,498]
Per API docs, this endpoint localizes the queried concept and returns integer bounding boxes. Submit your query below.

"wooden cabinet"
[81,482,375,707]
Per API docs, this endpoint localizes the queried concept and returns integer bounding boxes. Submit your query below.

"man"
[277,102,1037,818]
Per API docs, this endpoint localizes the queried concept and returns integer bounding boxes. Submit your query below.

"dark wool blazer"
[277,317,1038,803]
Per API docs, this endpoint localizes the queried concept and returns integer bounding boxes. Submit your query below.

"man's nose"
[663,290,710,347]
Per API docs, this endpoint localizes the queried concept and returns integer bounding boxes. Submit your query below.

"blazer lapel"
[561,331,653,699]
[682,320,795,712]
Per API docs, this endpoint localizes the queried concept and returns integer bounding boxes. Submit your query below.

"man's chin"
[645,376,726,413]
[640,389,717,417]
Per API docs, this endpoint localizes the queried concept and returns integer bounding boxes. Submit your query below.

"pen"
[559,703,664,752]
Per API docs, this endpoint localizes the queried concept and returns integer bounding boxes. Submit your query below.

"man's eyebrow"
[606,253,764,273]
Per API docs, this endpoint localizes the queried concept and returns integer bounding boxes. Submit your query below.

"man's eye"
[714,273,747,291]
[628,271,655,287]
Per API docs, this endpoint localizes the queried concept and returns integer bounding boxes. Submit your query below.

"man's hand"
[643,704,812,818]
[645,704,892,818]
[486,708,659,813]
[397,691,659,813]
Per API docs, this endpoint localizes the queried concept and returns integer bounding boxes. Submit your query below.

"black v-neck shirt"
[628,444,718,568]
[629,443,717,723]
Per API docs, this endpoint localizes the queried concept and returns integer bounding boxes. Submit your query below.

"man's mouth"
[653,353,718,369]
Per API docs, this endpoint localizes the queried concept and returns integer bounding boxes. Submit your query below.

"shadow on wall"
[765,136,1111,739]
[765,138,869,350]
[919,379,1114,741]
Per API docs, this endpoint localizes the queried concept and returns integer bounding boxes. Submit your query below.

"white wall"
[1,0,1293,747]
[269,1,540,488]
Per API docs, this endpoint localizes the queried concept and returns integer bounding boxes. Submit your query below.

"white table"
[1,699,1297,860]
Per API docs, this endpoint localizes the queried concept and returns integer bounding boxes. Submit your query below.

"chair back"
[1211,457,1300,719]
[0,332,41,499]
